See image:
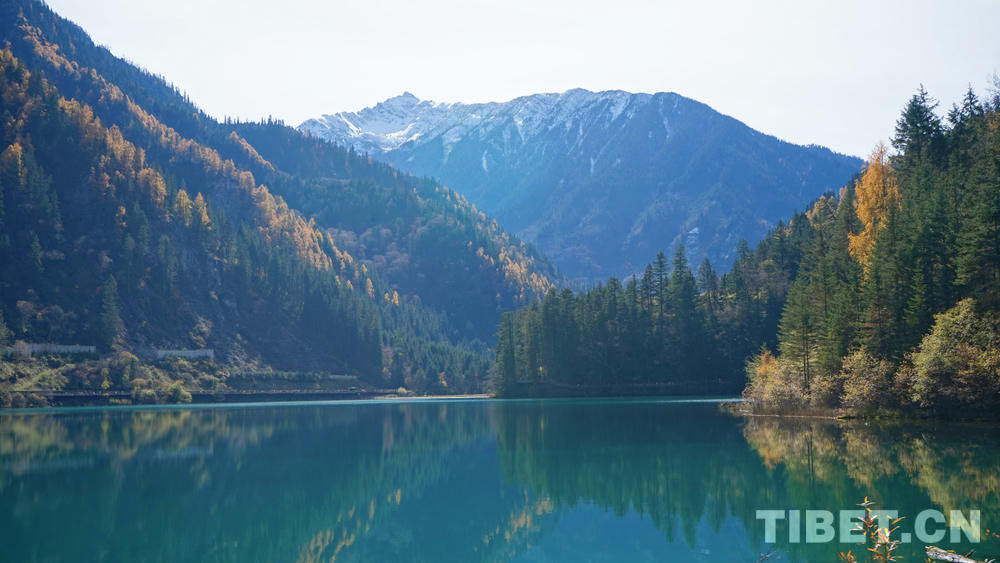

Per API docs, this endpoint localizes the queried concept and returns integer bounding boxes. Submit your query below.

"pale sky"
[45,0,1000,158]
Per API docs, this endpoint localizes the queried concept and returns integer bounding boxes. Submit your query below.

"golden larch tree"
[192,193,211,230]
[849,141,901,272]
[174,189,192,226]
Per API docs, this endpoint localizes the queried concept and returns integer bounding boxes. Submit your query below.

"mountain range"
[302,90,864,281]
[0,0,866,396]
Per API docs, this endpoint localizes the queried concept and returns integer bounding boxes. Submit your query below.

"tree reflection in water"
[1,401,998,562]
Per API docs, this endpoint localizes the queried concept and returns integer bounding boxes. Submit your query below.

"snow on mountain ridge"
[298,88,863,283]
[299,89,665,157]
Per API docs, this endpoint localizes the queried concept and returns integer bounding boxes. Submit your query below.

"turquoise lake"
[1,398,997,562]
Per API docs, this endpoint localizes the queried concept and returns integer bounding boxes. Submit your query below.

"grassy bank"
[0,352,374,408]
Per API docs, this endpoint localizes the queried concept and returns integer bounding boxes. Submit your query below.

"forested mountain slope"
[303,90,863,282]
[0,0,560,346]
[0,0,562,394]
[0,47,487,391]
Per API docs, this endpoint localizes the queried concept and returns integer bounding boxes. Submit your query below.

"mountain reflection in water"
[1,400,997,562]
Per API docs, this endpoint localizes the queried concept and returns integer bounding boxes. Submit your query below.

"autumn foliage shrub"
[743,349,807,412]
[911,298,1000,414]
[746,298,1000,417]
[809,369,847,409]
[840,349,895,411]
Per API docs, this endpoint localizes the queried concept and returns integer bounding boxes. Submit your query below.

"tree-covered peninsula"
[493,82,1000,418]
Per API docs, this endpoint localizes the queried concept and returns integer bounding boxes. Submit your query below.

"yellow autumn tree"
[848,142,900,272]
[192,193,211,230]
[137,168,167,210]
[174,189,192,226]
[0,143,25,189]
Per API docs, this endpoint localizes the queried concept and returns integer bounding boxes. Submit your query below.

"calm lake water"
[1,398,997,563]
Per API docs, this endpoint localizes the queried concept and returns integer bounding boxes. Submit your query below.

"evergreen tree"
[639,264,657,314]
[521,301,542,381]
[695,257,722,379]
[668,245,699,380]
[893,85,945,168]
[100,275,123,351]
[825,186,864,355]
[556,287,581,383]
[806,197,837,321]
[653,251,670,328]
[859,235,897,357]
[696,258,719,312]
[731,239,755,315]
[157,234,177,304]
[779,276,818,394]
[539,288,555,373]
[28,233,43,281]
[624,276,642,382]
[493,312,517,396]
[0,308,11,348]
[121,234,136,293]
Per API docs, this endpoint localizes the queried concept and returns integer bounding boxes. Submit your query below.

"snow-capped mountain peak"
[298,89,861,282]
[299,89,662,158]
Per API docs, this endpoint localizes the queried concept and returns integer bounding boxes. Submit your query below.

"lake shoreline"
[1,390,756,411]
[496,380,744,399]
[721,401,1000,423]
[0,389,499,410]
